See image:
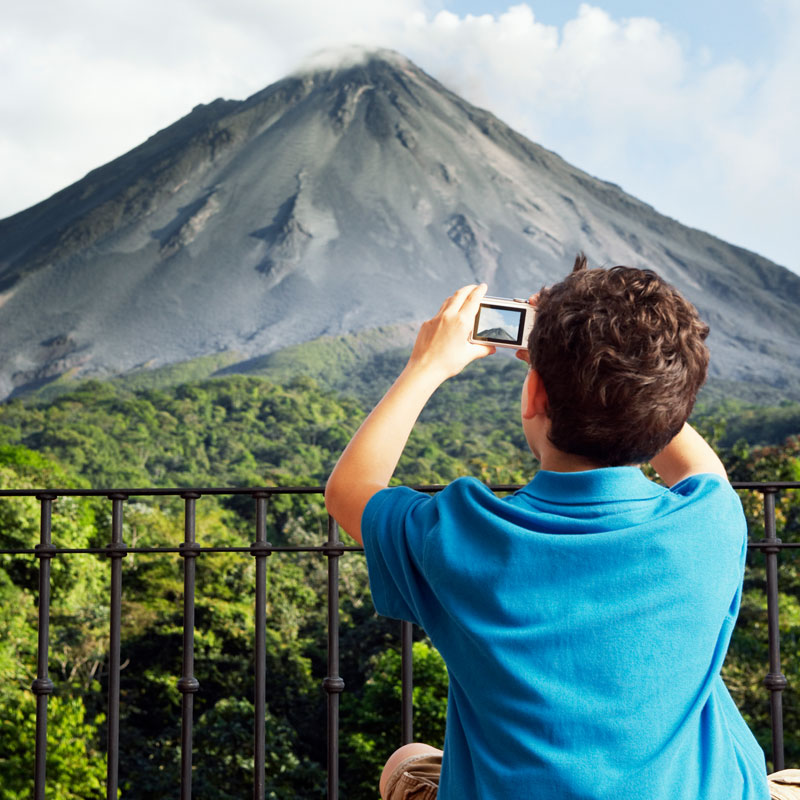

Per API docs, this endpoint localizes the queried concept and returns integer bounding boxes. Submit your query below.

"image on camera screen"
[474,306,523,343]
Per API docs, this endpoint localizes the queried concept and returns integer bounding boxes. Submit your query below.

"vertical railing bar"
[32,494,57,800]
[761,488,787,771]
[178,493,202,800]
[251,492,271,800]
[322,516,345,800]
[106,494,127,800]
[401,621,414,745]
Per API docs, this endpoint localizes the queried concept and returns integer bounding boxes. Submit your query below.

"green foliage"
[0,362,539,493]
[0,689,107,800]
[110,353,245,394]
[0,376,364,488]
[192,698,322,800]
[698,379,800,411]
[693,396,800,449]
[0,446,110,797]
[341,640,449,797]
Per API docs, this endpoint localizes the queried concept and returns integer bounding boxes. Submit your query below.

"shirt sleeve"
[669,472,732,496]
[361,485,441,625]
[669,472,749,615]
[670,473,747,544]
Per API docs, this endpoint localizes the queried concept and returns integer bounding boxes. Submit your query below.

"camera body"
[469,296,535,350]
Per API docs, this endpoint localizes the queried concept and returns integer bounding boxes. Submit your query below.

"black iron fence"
[1,481,799,799]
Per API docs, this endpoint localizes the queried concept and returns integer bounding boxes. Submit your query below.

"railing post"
[401,621,414,745]
[322,516,345,800]
[761,487,787,771]
[178,492,202,800]
[106,493,127,800]
[32,494,57,800]
[251,492,272,800]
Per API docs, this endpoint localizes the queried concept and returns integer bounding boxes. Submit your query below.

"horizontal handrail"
[2,480,799,497]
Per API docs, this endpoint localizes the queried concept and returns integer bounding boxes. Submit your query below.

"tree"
[341,640,448,799]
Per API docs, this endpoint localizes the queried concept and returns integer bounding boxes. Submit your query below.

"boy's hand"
[515,291,540,365]
[407,283,496,380]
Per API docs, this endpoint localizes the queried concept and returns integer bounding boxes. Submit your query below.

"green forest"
[1,351,800,798]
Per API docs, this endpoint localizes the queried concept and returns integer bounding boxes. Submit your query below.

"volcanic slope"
[1,49,799,399]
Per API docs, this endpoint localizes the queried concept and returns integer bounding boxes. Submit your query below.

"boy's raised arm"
[324,284,495,544]
[649,422,727,487]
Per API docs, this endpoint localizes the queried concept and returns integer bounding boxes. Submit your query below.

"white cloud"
[0,0,797,273]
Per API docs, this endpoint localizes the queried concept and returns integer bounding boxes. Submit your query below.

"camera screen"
[473,304,525,345]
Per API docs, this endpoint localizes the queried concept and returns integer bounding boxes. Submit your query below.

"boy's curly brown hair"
[528,254,710,466]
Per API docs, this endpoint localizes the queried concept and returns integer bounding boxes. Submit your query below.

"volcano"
[1,49,799,399]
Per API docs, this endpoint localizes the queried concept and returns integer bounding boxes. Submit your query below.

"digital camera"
[469,296,535,350]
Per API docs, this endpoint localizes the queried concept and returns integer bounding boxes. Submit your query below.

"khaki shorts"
[769,770,800,799]
[383,759,800,799]
[383,752,442,800]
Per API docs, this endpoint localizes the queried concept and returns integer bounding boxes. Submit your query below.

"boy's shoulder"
[377,469,738,512]
[368,469,743,540]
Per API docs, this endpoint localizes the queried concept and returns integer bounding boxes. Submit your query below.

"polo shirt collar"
[524,467,665,504]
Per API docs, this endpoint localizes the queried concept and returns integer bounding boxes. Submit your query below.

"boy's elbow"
[324,483,363,545]
[324,474,353,527]
[324,476,342,519]
[323,473,383,547]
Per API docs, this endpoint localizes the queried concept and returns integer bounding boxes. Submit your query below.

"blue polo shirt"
[361,468,769,800]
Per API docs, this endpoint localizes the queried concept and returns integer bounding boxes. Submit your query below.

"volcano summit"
[1,49,799,399]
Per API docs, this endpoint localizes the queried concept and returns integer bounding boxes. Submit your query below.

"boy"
[325,256,785,799]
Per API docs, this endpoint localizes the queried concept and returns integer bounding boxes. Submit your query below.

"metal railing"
[0,480,798,798]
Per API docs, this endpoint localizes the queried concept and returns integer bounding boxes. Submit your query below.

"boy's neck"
[525,412,605,473]
[538,445,604,473]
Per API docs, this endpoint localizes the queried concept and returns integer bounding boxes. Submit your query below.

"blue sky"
[1,1,797,274]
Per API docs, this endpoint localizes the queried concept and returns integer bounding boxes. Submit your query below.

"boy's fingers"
[515,349,530,364]
[457,282,488,315]
[436,284,473,314]
[435,294,453,315]
[447,284,479,311]
[438,284,481,318]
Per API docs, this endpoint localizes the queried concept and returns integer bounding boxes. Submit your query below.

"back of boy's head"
[528,254,710,467]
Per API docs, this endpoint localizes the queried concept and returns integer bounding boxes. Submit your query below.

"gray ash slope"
[1,50,799,400]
